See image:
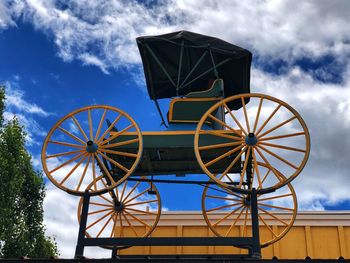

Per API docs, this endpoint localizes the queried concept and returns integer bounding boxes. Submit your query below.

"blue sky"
[1,0,350,257]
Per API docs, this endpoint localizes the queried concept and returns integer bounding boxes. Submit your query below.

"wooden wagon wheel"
[194,93,310,194]
[77,175,161,249]
[41,105,143,196]
[202,162,297,247]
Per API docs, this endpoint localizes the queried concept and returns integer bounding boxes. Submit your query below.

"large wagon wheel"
[195,93,310,194]
[77,175,161,249]
[202,162,297,247]
[41,105,143,196]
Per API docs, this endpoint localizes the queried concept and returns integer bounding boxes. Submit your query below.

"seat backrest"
[185,79,223,98]
[167,79,224,127]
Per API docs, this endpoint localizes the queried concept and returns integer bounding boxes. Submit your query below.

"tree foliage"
[0,86,58,258]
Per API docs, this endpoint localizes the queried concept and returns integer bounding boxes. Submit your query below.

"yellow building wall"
[119,211,350,259]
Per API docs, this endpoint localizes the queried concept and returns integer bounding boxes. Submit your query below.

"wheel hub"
[86,140,98,153]
[114,201,124,212]
[243,196,251,207]
[245,133,258,146]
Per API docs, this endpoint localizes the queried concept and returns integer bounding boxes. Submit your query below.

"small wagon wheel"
[41,105,143,196]
[194,93,310,194]
[202,162,297,247]
[77,175,161,249]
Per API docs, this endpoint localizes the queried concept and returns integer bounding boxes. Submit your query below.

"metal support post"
[74,191,90,259]
[250,188,261,259]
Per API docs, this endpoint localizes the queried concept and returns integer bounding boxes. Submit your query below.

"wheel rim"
[77,176,161,249]
[195,93,310,194]
[202,162,297,247]
[41,105,143,196]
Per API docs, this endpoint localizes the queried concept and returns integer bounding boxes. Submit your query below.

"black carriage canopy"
[136,30,252,110]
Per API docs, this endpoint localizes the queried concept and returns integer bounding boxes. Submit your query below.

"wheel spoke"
[259,193,293,202]
[125,199,158,207]
[122,181,141,203]
[91,155,97,191]
[60,153,88,185]
[99,148,138,158]
[125,207,157,215]
[94,153,115,184]
[71,116,89,141]
[254,146,284,183]
[120,181,128,202]
[258,116,297,139]
[259,132,305,141]
[211,185,244,200]
[100,138,139,149]
[258,214,277,237]
[94,109,107,142]
[207,113,242,137]
[96,213,114,238]
[58,126,85,145]
[241,206,249,237]
[49,152,85,174]
[98,151,130,173]
[206,202,242,213]
[256,104,282,136]
[110,214,117,237]
[75,155,91,191]
[90,201,113,208]
[124,210,151,228]
[124,188,151,205]
[238,147,251,188]
[252,150,263,189]
[253,98,264,133]
[257,145,298,170]
[212,205,243,226]
[241,97,251,133]
[96,114,122,144]
[200,130,242,141]
[48,140,84,149]
[205,195,242,203]
[199,141,243,151]
[258,141,306,153]
[100,124,134,146]
[205,144,243,167]
[46,149,83,159]
[260,169,271,187]
[218,146,247,181]
[86,210,114,230]
[258,202,294,211]
[88,207,113,216]
[98,194,113,204]
[224,207,245,237]
[258,207,289,226]
[119,213,124,237]
[122,213,139,237]
[223,102,248,136]
[88,109,94,141]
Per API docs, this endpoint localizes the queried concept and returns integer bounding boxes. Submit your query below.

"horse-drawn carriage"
[41,31,310,257]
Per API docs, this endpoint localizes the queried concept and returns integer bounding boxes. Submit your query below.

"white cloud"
[3,82,51,145]
[2,0,349,73]
[0,1,15,30]
[5,84,51,116]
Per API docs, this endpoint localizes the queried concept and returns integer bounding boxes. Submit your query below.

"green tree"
[0,86,58,258]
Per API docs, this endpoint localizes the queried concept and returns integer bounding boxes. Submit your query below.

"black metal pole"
[250,188,261,259]
[75,191,90,259]
[111,247,118,258]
